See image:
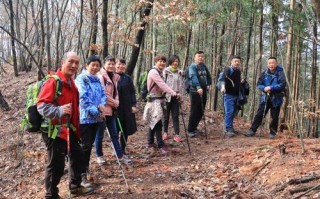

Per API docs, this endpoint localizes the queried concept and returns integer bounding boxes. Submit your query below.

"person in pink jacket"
[143,55,181,155]
[95,56,131,164]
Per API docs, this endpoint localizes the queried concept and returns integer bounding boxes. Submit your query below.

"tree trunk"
[280,0,295,132]
[126,0,154,76]
[44,0,52,70]
[270,0,279,56]
[309,20,317,137]
[102,0,108,59]
[8,0,18,76]
[0,91,10,111]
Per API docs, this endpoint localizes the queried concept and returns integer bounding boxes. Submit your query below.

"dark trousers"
[148,121,164,148]
[163,97,180,135]
[188,91,207,132]
[80,123,98,172]
[42,132,85,199]
[119,119,128,153]
[251,101,281,135]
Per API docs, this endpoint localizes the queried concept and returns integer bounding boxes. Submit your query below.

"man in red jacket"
[37,52,93,198]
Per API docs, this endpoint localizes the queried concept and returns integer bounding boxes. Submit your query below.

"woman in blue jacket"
[75,55,106,186]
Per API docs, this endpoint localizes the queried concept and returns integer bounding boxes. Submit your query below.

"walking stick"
[179,103,191,155]
[259,93,269,137]
[114,112,128,148]
[105,126,131,193]
[200,95,208,140]
[66,116,72,198]
[222,93,226,139]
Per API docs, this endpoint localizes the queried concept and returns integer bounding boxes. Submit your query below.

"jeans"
[148,121,164,148]
[223,94,238,130]
[80,123,98,172]
[42,132,85,199]
[95,121,106,157]
[188,91,207,132]
[251,100,281,135]
[106,116,123,158]
[163,97,180,135]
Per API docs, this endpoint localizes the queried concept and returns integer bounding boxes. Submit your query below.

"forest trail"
[1,69,320,199]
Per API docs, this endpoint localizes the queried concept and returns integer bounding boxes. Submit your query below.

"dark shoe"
[245,129,255,137]
[269,134,276,139]
[188,132,197,138]
[224,130,235,137]
[159,145,169,155]
[194,129,204,134]
[70,185,94,196]
[81,173,93,188]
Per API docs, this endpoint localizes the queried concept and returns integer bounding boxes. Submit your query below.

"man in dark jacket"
[245,57,286,139]
[187,51,212,138]
[220,55,242,137]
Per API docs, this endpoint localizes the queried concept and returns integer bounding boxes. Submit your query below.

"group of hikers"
[36,50,286,198]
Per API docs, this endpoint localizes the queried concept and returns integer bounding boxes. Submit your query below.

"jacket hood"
[266,65,283,74]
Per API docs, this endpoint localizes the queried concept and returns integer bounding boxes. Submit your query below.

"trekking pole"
[259,93,269,137]
[114,112,128,149]
[179,102,191,155]
[104,126,131,193]
[222,93,226,139]
[200,95,208,140]
[66,115,72,198]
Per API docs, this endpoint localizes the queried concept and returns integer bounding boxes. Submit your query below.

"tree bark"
[126,0,154,76]
[8,0,18,76]
[101,0,108,59]
[0,91,10,111]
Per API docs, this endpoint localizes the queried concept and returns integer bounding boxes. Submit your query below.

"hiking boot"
[119,154,132,164]
[188,132,197,138]
[70,185,93,196]
[159,145,169,155]
[224,130,235,137]
[269,134,276,139]
[162,132,169,141]
[173,135,183,142]
[96,156,106,165]
[245,129,255,137]
[81,173,93,188]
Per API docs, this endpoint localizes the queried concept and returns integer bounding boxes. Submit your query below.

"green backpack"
[21,75,62,133]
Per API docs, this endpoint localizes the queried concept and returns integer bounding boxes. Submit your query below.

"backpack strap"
[147,68,162,94]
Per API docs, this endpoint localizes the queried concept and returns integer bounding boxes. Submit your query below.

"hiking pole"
[66,115,72,198]
[179,102,191,155]
[259,93,269,138]
[222,93,226,139]
[104,126,131,193]
[114,112,128,149]
[200,95,208,141]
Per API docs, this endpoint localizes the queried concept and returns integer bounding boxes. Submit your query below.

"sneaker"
[162,132,169,140]
[245,129,255,137]
[119,155,132,164]
[224,130,235,137]
[159,145,169,155]
[269,134,276,139]
[81,173,93,188]
[188,132,197,138]
[96,156,106,164]
[194,129,204,134]
[70,185,93,196]
[173,135,183,142]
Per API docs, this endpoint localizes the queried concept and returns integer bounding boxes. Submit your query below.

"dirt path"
[1,69,320,199]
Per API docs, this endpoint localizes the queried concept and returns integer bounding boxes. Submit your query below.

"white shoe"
[96,156,106,164]
[119,155,132,164]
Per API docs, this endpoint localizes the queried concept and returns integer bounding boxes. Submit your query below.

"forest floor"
[1,67,320,199]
